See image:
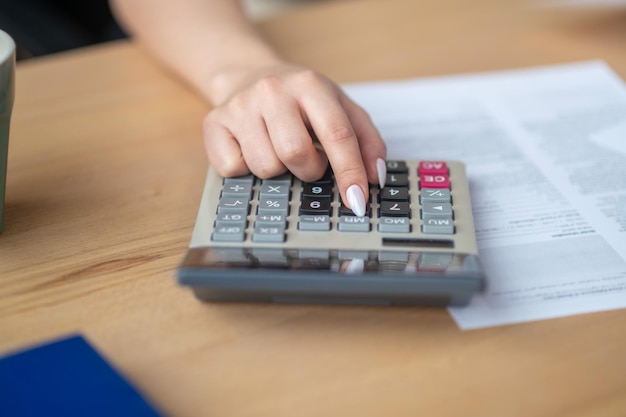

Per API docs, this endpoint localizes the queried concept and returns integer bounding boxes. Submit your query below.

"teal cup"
[0,30,15,232]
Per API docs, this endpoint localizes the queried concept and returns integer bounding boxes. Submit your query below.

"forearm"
[111,0,387,207]
[110,0,284,104]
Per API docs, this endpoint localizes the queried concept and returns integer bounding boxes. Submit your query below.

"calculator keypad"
[211,160,461,245]
[182,159,484,307]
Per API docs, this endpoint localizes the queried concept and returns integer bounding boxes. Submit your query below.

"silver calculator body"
[178,160,485,306]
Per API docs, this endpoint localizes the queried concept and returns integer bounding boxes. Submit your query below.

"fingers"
[262,94,329,182]
[204,73,329,181]
[304,102,368,215]
[204,102,288,180]
[339,94,387,186]
[202,119,248,177]
[202,66,387,218]
[301,80,386,215]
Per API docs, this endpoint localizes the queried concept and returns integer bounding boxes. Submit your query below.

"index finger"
[301,90,369,217]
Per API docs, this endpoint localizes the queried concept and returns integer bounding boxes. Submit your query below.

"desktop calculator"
[177,160,485,306]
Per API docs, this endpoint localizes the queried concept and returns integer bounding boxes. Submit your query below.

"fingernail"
[344,258,365,275]
[377,158,387,188]
[346,184,366,217]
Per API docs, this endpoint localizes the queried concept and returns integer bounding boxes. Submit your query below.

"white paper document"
[343,61,626,329]
[541,0,626,7]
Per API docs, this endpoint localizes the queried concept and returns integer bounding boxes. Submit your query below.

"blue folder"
[0,334,165,417]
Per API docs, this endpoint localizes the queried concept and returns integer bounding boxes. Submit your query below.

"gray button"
[224,175,254,185]
[420,188,451,203]
[418,253,453,270]
[252,225,286,242]
[260,183,290,199]
[212,225,246,242]
[420,202,453,218]
[215,212,247,228]
[338,216,370,232]
[378,216,411,233]
[255,213,287,226]
[252,248,288,266]
[217,197,249,214]
[298,215,331,231]
[221,183,253,198]
[421,217,455,234]
[257,198,290,215]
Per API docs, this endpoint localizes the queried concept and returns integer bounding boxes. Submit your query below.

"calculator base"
[177,247,485,307]
[189,288,465,307]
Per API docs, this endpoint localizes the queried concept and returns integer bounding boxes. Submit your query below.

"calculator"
[177,160,486,306]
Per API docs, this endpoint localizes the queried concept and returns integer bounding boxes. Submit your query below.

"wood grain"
[1,1,625,416]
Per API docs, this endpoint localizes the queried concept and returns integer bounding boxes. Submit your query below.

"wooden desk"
[2,0,625,415]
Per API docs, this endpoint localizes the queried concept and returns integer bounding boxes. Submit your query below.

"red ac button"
[418,161,448,175]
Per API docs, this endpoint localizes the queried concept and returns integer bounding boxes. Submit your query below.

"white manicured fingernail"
[344,258,365,275]
[377,158,387,188]
[346,184,366,217]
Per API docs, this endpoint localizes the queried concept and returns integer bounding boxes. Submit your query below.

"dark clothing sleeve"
[0,0,126,60]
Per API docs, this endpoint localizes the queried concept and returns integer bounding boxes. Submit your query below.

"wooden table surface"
[1,0,625,416]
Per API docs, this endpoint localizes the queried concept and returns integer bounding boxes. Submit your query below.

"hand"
[202,63,387,216]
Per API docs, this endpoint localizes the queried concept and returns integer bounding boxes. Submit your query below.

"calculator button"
[419,174,450,189]
[338,216,370,232]
[299,197,332,215]
[418,161,448,175]
[380,187,409,201]
[212,226,246,242]
[257,198,290,215]
[420,188,451,203]
[254,213,287,226]
[252,247,289,266]
[215,213,247,228]
[385,160,408,173]
[378,217,411,233]
[418,252,453,271]
[302,183,333,199]
[260,183,290,199]
[421,218,455,235]
[224,175,255,185]
[221,183,253,199]
[421,202,453,218]
[385,173,409,187]
[339,202,372,217]
[298,215,331,231]
[252,225,286,242]
[379,201,411,217]
[217,198,249,215]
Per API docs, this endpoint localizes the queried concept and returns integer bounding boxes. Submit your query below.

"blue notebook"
[0,334,165,417]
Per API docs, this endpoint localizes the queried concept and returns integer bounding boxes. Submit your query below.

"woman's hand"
[203,63,387,216]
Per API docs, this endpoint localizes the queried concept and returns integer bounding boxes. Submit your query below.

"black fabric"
[0,0,126,60]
